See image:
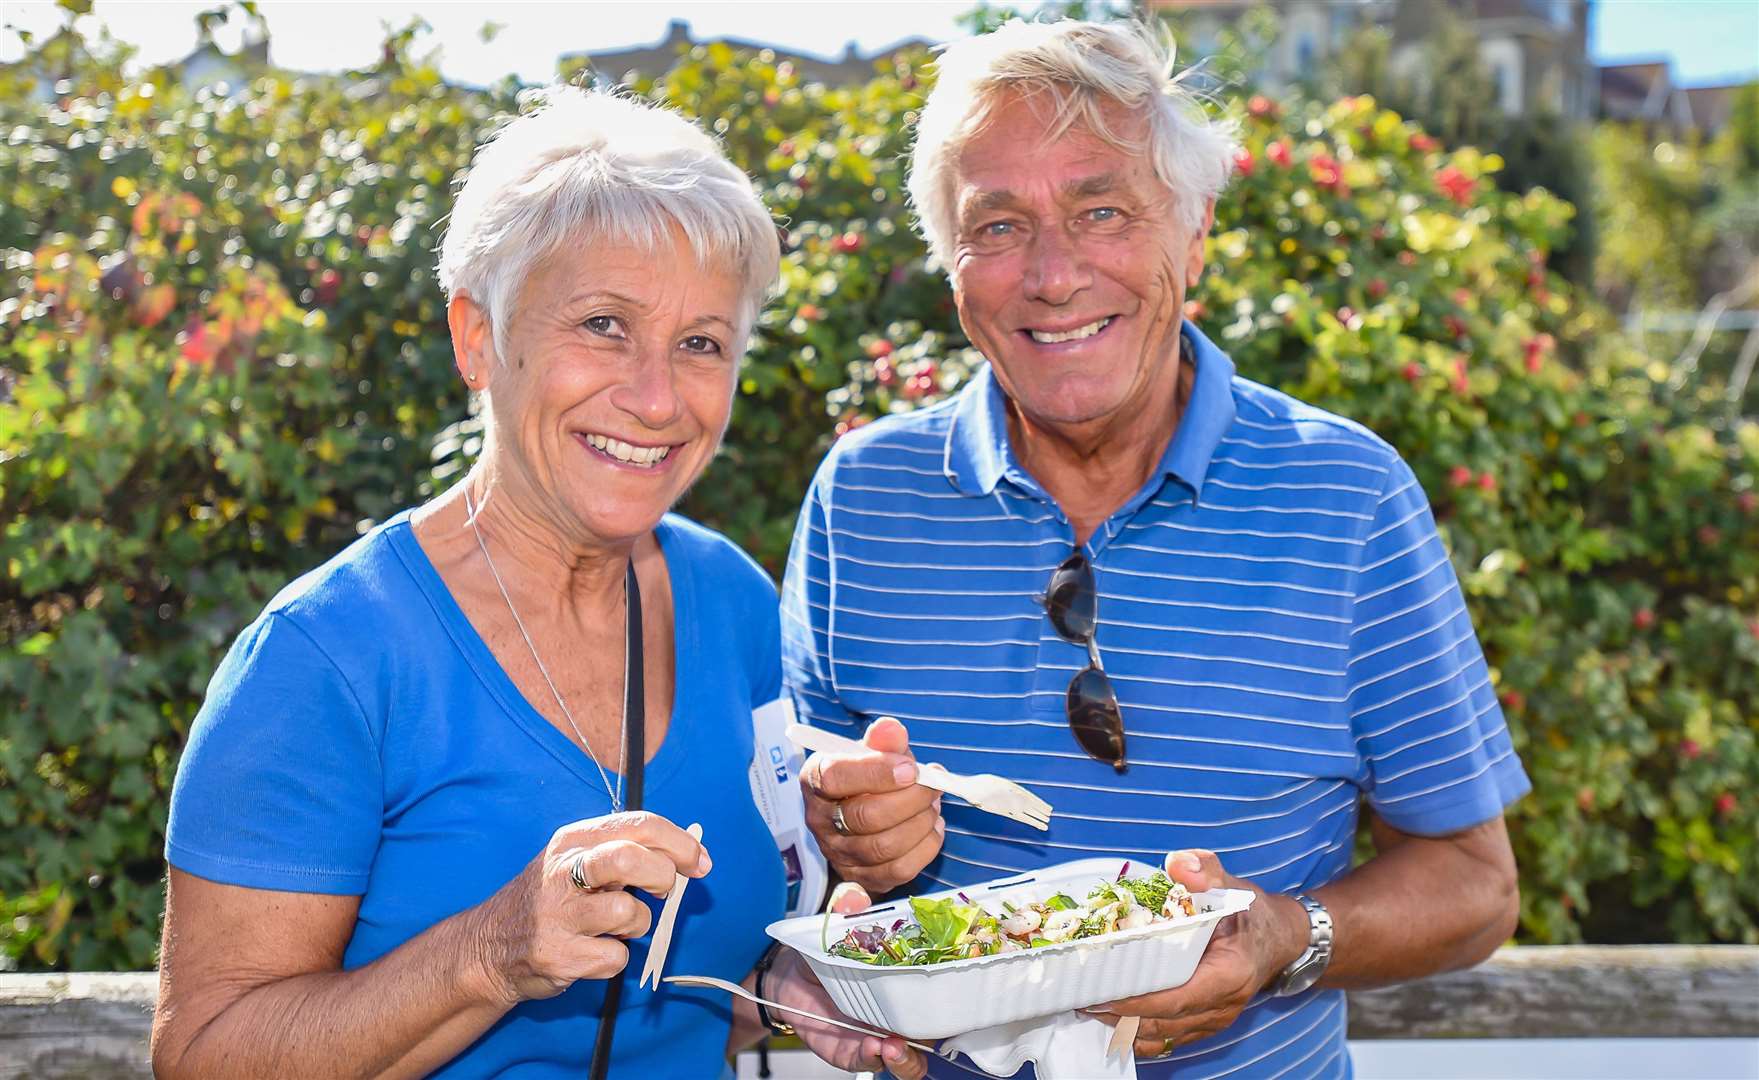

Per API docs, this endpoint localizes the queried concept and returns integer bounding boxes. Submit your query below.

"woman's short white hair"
[908,19,1238,266]
[438,86,779,359]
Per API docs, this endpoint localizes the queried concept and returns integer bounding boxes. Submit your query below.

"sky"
[2,1,1755,89]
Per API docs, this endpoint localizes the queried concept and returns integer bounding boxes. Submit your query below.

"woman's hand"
[770,883,928,1079]
[464,811,711,1006]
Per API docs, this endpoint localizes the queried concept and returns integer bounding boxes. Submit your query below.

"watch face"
[1281,958,1324,996]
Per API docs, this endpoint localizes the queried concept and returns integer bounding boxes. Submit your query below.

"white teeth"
[1029,317,1111,344]
[584,433,670,468]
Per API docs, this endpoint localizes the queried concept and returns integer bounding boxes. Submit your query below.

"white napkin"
[937,1011,1136,1079]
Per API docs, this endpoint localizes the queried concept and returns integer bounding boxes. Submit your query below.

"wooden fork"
[787,723,1052,831]
[639,822,702,990]
[663,973,937,1054]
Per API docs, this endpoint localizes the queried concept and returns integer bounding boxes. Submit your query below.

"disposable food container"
[765,857,1256,1040]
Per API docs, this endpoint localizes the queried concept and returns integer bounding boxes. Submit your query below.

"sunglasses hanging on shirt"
[1040,551,1128,772]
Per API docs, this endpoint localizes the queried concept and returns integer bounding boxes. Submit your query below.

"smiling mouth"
[579,432,674,469]
[1026,316,1115,344]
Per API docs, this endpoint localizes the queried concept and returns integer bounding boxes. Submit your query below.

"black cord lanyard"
[588,561,644,1080]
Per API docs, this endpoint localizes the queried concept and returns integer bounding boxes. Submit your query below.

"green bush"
[2,29,1755,971]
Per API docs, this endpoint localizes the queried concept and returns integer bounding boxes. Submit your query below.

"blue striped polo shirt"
[780,321,1529,1080]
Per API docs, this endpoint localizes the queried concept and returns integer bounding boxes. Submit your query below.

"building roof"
[566,19,933,87]
[1684,83,1744,133]
[1599,60,1669,98]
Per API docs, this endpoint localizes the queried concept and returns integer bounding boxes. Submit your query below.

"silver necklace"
[463,484,624,813]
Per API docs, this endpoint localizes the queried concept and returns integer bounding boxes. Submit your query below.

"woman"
[152,87,925,1080]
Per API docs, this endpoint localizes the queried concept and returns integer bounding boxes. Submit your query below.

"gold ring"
[1162,1037,1176,1058]
[831,802,852,836]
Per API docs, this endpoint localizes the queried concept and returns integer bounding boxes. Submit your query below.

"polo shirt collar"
[943,319,1238,501]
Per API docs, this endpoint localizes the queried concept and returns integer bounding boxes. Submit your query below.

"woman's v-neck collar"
[387,508,696,803]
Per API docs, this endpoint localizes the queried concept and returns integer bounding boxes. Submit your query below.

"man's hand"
[775,883,928,1079]
[800,717,944,894]
[1086,849,1308,1060]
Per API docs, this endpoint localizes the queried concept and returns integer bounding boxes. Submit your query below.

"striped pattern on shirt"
[780,323,1529,1080]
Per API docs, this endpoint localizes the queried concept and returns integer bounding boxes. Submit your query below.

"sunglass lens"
[1067,666,1126,772]
[1044,552,1097,642]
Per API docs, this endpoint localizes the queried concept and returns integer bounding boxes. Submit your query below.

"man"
[780,18,1528,1078]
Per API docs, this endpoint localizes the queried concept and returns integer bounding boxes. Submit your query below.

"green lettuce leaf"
[909,896,981,952]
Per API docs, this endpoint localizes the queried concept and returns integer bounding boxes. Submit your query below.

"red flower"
[1247,95,1277,119]
[873,358,896,385]
[1367,278,1388,300]
[1477,471,1496,492]
[1445,315,1468,341]
[1402,362,1424,383]
[1499,689,1525,712]
[1409,132,1438,153]
[865,338,894,359]
[1308,152,1342,189]
[833,231,863,254]
[1232,148,1255,177]
[179,320,218,366]
[1698,524,1722,546]
[314,268,341,307]
[1633,608,1656,631]
[1738,492,1757,514]
[1267,140,1292,168]
[1397,250,1417,267]
[1715,793,1737,817]
[1681,739,1702,760]
[1435,165,1477,206]
[1449,465,1473,488]
[1523,334,1553,374]
[798,304,822,321]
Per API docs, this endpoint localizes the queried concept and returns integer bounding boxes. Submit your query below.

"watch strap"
[1274,892,1333,997]
[752,942,796,1038]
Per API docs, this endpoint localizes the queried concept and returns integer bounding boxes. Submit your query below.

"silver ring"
[569,856,595,892]
[831,802,852,836]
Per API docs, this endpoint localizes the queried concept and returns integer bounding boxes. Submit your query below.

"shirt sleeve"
[744,562,784,710]
[1347,456,1530,836]
[165,611,382,894]
[780,467,862,734]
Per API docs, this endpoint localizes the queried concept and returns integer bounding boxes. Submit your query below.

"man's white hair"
[438,86,779,359]
[908,19,1238,266]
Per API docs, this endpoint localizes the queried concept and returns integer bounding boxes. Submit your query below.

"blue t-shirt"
[782,322,1530,1079]
[167,509,787,1078]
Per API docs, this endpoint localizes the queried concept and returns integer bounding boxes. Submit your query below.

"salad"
[826,865,1203,966]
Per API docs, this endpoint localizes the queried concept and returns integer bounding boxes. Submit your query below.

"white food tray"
[765,857,1255,1040]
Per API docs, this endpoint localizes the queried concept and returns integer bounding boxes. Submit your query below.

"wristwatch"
[752,942,797,1038]
[1272,893,1333,997]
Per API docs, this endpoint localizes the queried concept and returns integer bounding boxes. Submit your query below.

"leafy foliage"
[1,22,1755,972]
